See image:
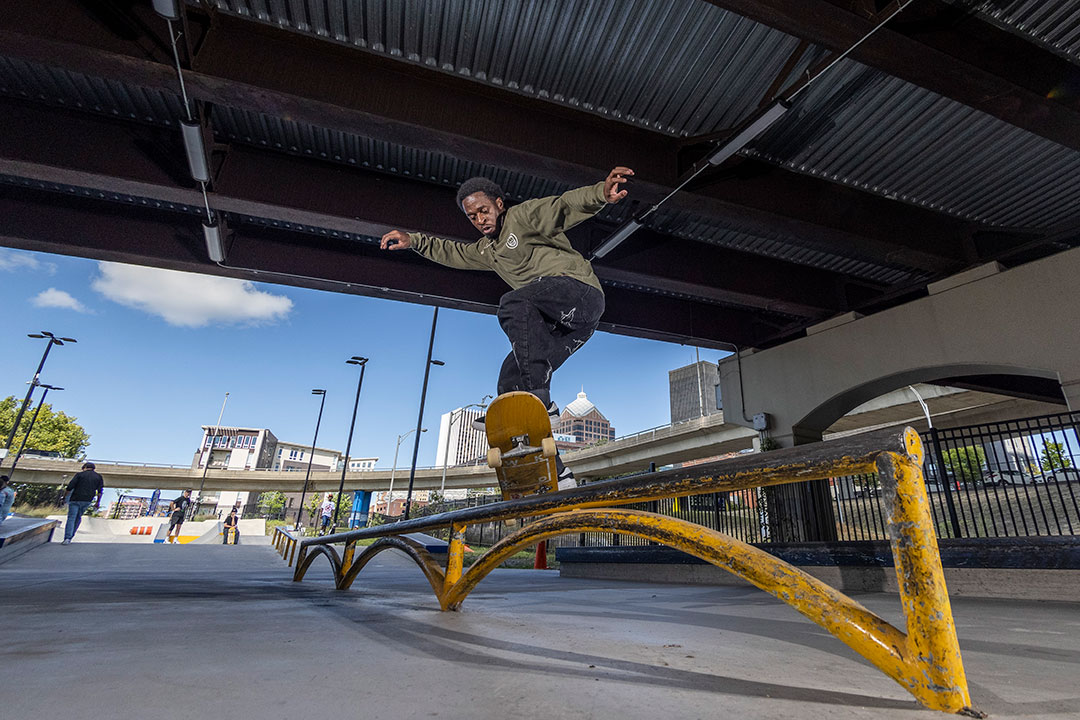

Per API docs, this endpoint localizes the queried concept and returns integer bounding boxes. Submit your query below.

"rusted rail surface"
[285,426,982,716]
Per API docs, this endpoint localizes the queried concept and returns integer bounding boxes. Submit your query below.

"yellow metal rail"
[285,426,983,716]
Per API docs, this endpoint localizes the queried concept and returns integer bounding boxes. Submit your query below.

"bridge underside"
[2,0,1078,351]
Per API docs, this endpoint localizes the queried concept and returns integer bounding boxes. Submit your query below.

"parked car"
[1043,468,1080,484]
[985,469,1039,486]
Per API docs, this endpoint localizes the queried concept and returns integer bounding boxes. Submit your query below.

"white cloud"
[0,249,56,274]
[32,288,91,313]
[91,262,293,328]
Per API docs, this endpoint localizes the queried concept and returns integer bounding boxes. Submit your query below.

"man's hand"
[380,230,413,250]
[604,166,634,203]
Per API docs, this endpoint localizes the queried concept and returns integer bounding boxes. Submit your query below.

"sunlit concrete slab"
[1,544,1077,719]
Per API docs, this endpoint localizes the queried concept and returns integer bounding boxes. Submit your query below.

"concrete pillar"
[1062,378,1080,412]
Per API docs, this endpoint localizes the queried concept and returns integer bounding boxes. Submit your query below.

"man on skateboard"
[381,167,634,488]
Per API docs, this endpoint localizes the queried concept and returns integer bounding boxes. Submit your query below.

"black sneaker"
[471,402,560,432]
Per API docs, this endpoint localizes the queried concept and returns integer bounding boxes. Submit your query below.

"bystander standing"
[62,462,103,545]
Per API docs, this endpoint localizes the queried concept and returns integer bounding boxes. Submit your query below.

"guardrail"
[283,426,982,716]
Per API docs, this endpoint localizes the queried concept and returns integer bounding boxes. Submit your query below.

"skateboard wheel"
[487,447,503,468]
[541,437,557,458]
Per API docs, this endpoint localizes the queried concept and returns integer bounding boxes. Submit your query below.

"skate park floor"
[1,542,1078,719]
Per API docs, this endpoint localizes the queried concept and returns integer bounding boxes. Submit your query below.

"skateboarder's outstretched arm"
[518,166,634,240]
[380,230,489,271]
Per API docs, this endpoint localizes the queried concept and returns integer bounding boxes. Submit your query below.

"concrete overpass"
[7,386,1043,493]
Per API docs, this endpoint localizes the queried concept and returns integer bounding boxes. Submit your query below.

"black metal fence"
[421,411,1080,549]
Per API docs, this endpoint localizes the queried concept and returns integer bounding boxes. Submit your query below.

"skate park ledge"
[0,517,58,565]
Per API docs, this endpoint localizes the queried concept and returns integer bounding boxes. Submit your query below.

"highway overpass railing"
[283,425,981,716]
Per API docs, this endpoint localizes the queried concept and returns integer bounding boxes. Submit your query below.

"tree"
[9,482,66,508]
[257,491,286,515]
[0,395,91,458]
[943,445,986,484]
[1039,441,1072,471]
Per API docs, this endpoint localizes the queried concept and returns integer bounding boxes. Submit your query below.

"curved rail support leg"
[441,508,977,715]
[878,443,979,715]
[294,544,341,583]
[337,536,447,600]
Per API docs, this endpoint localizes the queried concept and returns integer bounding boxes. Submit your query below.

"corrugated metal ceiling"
[201,0,1080,230]
[949,0,1080,64]
[745,60,1080,228]
[207,0,819,137]
[2,0,1077,283]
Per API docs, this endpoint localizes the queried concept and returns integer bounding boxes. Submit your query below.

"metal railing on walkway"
[279,426,981,716]
[465,411,1080,549]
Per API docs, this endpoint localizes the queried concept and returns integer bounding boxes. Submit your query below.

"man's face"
[461,192,505,238]
[184,491,191,498]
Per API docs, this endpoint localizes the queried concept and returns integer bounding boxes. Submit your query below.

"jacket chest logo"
[505,233,519,250]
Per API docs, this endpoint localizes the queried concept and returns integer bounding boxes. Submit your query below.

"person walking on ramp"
[61,462,103,545]
[381,167,633,486]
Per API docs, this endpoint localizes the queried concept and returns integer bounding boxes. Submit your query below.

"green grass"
[10,504,65,518]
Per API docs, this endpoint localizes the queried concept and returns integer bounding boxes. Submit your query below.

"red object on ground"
[534,541,548,570]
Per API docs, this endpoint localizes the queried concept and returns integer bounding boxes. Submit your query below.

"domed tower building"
[553,389,615,450]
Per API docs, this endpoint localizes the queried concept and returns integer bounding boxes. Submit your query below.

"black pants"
[496,277,605,408]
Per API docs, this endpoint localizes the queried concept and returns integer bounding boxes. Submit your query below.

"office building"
[436,406,487,467]
[554,389,615,449]
[669,360,721,423]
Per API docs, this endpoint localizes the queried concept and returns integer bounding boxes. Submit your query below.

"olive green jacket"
[408,182,606,293]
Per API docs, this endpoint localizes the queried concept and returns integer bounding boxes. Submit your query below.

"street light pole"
[195,391,230,515]
[2,332,76,469]
[384,428,424,518]
[4,384,63,479]
[404,307,443,520]
[334,356,368,529]
[295,389,327,530]
[439,395,492,496]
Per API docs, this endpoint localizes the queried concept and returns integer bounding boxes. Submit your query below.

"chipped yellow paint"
[282,429,980,716]
[340,541,356,577]
[444,523,466,591]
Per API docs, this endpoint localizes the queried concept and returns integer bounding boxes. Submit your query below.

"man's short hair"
[456,177,505,210]
[82,462,95,470]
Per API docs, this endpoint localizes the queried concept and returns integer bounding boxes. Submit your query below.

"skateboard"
[225,527,238,545]
[485,392,559,500]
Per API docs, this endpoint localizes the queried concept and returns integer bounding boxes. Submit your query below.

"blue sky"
[1,247,729,474]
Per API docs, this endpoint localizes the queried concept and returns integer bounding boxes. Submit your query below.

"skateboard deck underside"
[485,392,559,501]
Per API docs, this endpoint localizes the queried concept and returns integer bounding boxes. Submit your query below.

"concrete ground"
[1,543,1078,720]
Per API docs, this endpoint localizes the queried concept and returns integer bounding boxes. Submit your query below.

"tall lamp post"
[404,307,443,520]
[195,391,231,515]
[295,389,327,530]
[383,428,425,518]
[5,384,63,479]
[439,395,492,496]
[2,332,76,471]
[334,356,368,529]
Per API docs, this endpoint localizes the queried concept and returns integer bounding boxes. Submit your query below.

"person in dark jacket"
[380,167,633,486]
[62,462,103,544]
[223,508,240,545]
